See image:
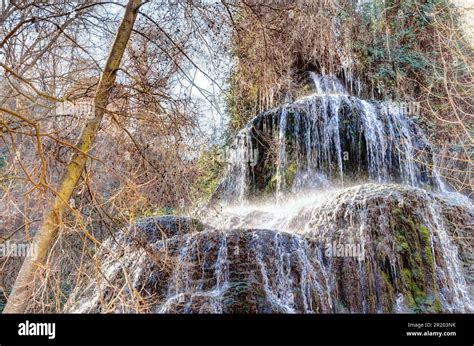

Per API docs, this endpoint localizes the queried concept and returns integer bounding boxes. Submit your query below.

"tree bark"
[3,0,142,313]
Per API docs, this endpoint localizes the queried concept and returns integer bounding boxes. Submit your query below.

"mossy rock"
[392,209,440,313]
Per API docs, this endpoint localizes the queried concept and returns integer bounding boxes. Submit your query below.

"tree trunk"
[3,0,142,313]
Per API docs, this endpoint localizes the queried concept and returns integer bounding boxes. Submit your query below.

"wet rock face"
[65,227,331,313]
[213,91,443,204]
[304,184,473,313]
[145,229,331,314]
[64,185,473,314]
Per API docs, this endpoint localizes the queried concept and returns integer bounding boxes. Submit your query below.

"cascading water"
[276,107,288,198]
[220,128,253,203]
[358,99,387,183]
[215,73,445,203]
[66,73,473,314]
[310,72,348,96]
[65,184,473,313]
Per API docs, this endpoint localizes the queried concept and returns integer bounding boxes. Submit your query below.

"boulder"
[64,185,473,314]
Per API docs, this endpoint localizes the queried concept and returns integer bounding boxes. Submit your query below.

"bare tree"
[3,0,142,313]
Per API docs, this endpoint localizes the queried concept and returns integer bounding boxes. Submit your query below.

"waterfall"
[358,99,387,183]
[66,185,473,313]
[211,184,472,312]
[201,72,471,313]
[425,196,473,312]
[221,128,253,204]
[310,72,348,95]
[66,73,472,314]
[217,73,445,203]
[276,107,288,199]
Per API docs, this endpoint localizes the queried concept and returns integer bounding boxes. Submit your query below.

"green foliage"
[353,0,436,96]
[392,209,441,313]
[142,206,176,217]
[419,225,430,245]
[401,268,440,313]
[265,170,278,193]
[193,145,225,200]
[351,0,469,109]
[286,162,297,187]
[225,64,262,134]
[379,269,396,312]
[264,162,296,194]
[0,153,5,170]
